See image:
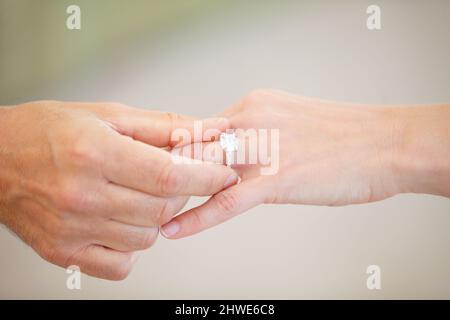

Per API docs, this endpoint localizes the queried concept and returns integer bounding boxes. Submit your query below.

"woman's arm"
[161,89,450,239]
[392,104,450,197]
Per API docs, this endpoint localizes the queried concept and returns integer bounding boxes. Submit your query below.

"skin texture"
[0,101,238,280]
[161,89,450,239]
[1,92,449,280]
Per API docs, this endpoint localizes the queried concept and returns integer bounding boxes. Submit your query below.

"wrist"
[0,106,11,121]
[0,106,16,148]
[0,105,21,224]
[390,105,450,197]
[0,107,12,223]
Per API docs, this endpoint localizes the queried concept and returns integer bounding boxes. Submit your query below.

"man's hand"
[161,89,450,239]
[0,101,238,280]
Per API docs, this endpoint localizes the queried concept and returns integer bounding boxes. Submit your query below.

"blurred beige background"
[1,0,449,299]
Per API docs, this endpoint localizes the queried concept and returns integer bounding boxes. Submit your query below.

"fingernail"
[224,174,238,188]
[161,221,180,238]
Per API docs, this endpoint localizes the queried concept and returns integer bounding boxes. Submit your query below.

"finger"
[93,220,159,252]
[68,245,139,281]
[77,102,230,147]
[171,141,225,164]
[173,140,256,179]
[103,133,239,196]
[160,178,269,239]
[101,183,188,227]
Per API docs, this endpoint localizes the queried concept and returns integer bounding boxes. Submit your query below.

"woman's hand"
[162,89,450,239]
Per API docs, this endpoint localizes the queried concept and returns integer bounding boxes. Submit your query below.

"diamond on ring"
[220,132,239,166]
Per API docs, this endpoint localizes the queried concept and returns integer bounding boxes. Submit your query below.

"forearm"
[392,104,450,197]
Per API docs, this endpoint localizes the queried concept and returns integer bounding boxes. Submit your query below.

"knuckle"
[55,186,92,212]
[39,212,72,246]
[157,164,183,196]
[122,228,157,250]
[110,256,135,281]
[38,242,58,263]
[206,174,219,193]
[141,228,158,249]
[30,216,69,262]
[38,240,67,266]
[214,189,239,217]
[164,111,182,124]
[190,210,206,230]
[154,200,171,225]
[243,89,271,106]
[69,135,102,167]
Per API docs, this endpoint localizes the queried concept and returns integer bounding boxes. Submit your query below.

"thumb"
[160,178,269,239]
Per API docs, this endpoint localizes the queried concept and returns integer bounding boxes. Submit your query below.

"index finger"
[75,102,231,147]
